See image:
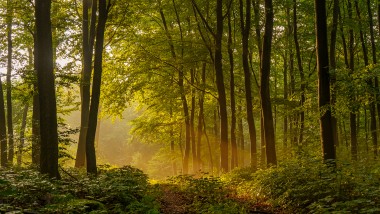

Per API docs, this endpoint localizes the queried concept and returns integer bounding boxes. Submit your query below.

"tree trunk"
[197,63,206,171]
[293,0,305,145]
[76,0,97,168]
[0,78,7,167]
[6,0,14,165]
[238,104,244,166]
[240,0,257,170]
[261,0,277,166]
[160,4,191,174]
[329,0,339,148]
[35,0,60,178]
[367,0,379,158]
[17,103,29,166]
[228,3,237,170]
[190,69,197,173]
[355,0,377,158]
[347,0,358,161]
[315,0,336,162]
[32,82,40,166]
[216,0,229,173]
[86,0,108,175]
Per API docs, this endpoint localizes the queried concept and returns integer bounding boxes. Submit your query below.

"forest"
[0,0,379,213]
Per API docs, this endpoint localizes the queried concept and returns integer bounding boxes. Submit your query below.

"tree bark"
[293,0,305,145]
[35,0,60,178]
[261,0,277,166]
[0,78,7,167]
[196,63,206,171]
[17,103,29,166]
[329,0,339,148]
[216,0,229,173]
[76,0,97,168]
[315,0,336,162]
[190,69,197,173]
[367,0,379,158]
[228,2,237,169]
[6,0,14,165]
[347,0,358,160]
[86,0,109,175]
[240,0,257,170]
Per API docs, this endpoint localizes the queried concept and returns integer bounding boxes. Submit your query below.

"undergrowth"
[0,166,160,213]
[0,158,378,213]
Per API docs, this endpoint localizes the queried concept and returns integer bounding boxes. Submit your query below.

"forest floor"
[157,182,276,214]
[1,160,379,213]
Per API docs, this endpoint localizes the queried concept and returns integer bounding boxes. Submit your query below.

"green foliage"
[0,166,160,213]
[223,158,380,213]
[165,174,247,213]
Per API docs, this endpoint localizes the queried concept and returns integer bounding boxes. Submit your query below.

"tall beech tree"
[76,0,98,168]
[215,0,229,172]
[228,0,237,170]
[293,0,305,145]
[260,0,277,166]
[85,0,110,175]
[367,0,379,158]
[347,0,357,160]
[315,0,336,162]
[6,0,14,165]
[239,0,257,170]
[35,0,60,178]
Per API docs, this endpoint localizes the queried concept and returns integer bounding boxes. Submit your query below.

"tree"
[239,0,257,170]
[293,0,305,145]
[228,0,237,170]
[0,78,7,167]
[85,0,110,175]
[215,0,229,172]
[260,0,276,166]
[315,0,336,162]
[6,0,14,165]
[76,0,97,168]
[35,0,60,178]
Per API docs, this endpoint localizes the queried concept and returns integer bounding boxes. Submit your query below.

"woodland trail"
[158,183,275,214]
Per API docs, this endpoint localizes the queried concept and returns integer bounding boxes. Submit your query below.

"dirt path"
[158,184,190,214]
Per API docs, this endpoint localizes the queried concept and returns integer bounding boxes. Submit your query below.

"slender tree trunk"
[35,0,60,178]
[32,82,40,165]
[216,0,229,172]
[260,115,266,166]
[293,0,305,145]
[315,0,336,162]
[6,0,14,165]
[228,4,237,170]
[240,0,257,170]
[160,5,191,174]
[252,0,265,166]
[355,0,377,158]
[238,104,244,166]
[190,69,197,173]
[367,0,379,158]
[76,0,97,168]
[0,78,7,167]
[203,117,213,173]
[86,0,109,175]
[261,0,277,166]
[283,53,288,149]
[329,0,339,148]
[17,103,29,166]
[197,63,206,171]
[347,0,358,161]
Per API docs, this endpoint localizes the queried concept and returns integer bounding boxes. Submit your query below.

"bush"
[0,166,160,213]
